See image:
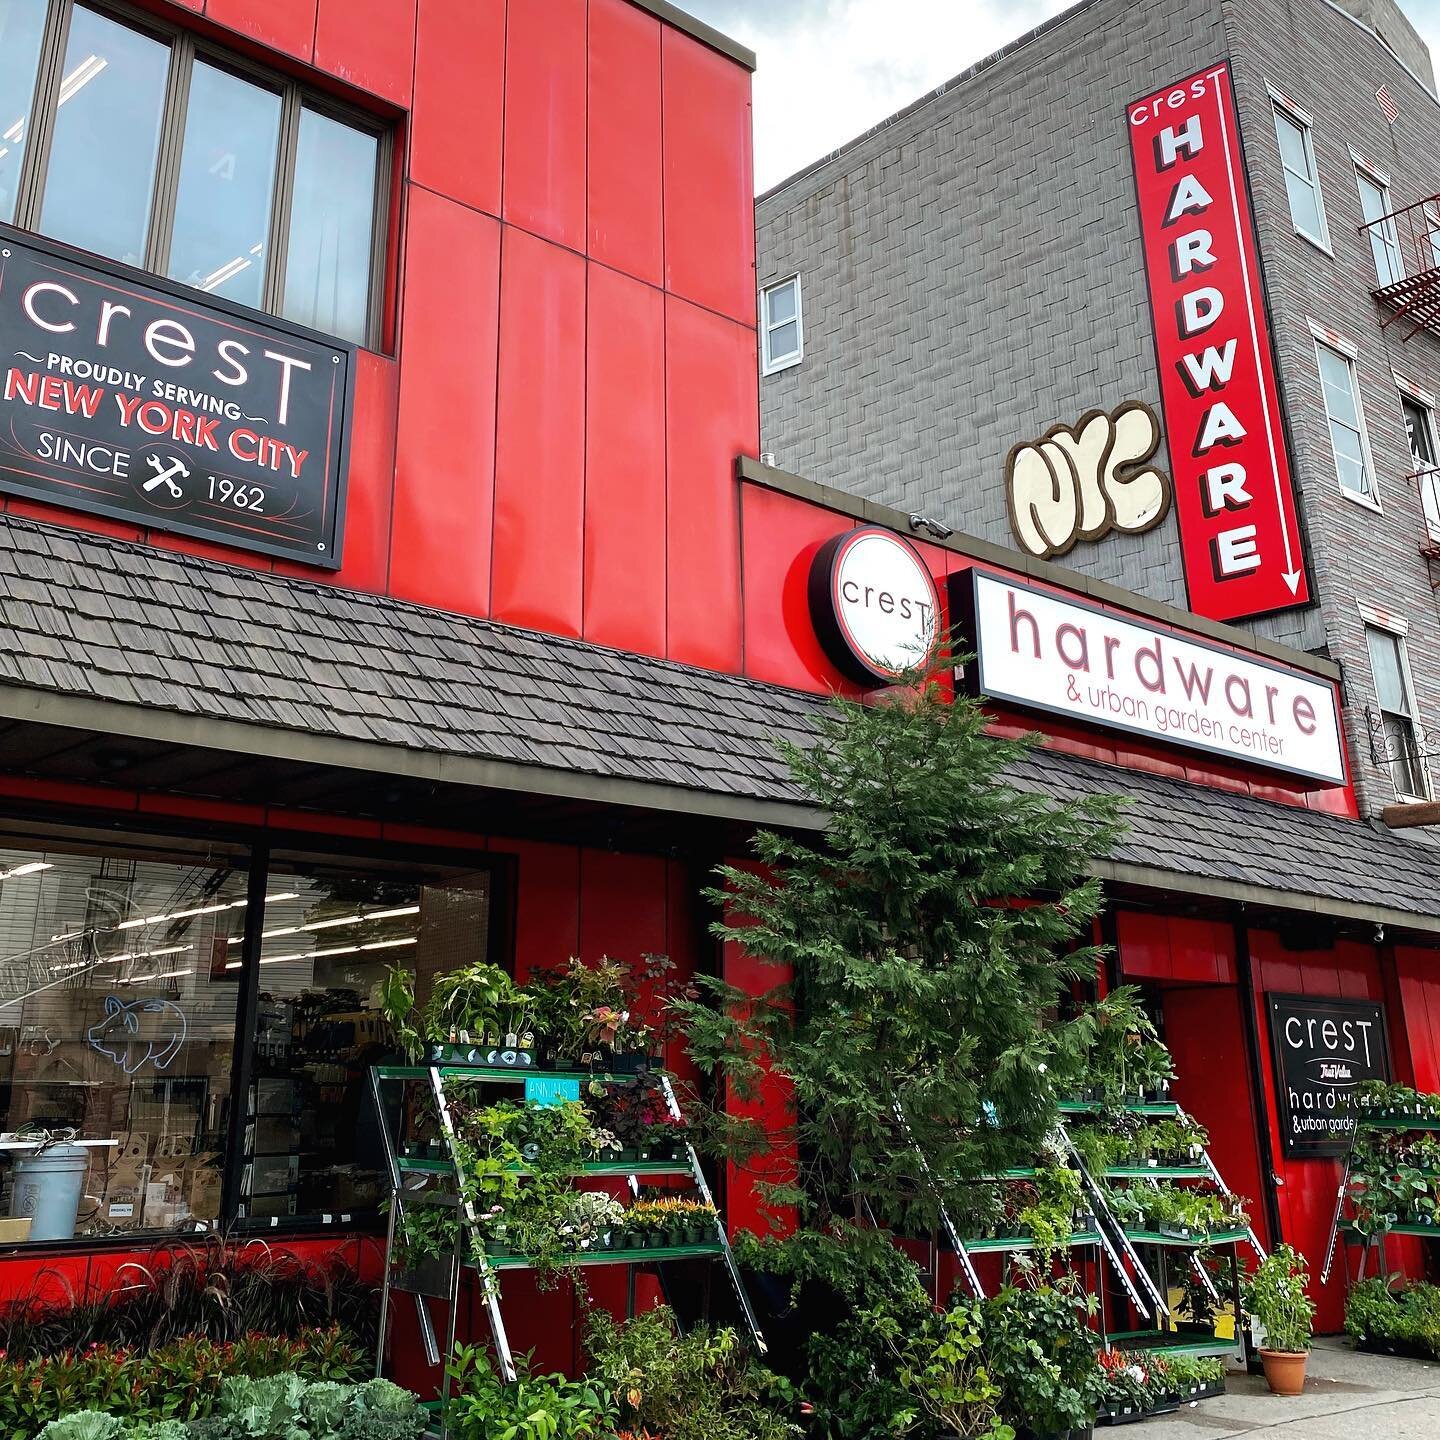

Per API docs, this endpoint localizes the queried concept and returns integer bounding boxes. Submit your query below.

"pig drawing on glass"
[1006,401,1171,559]
[87,996,186,1074]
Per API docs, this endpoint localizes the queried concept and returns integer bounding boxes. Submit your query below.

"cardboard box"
[103,1131,151,1232]
[185,1153,222,1222]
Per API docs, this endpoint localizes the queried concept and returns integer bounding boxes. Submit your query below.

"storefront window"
[0,839,247,1241]
[237,857,495,1225]
[39,6,170,267]
[0,0,48,224]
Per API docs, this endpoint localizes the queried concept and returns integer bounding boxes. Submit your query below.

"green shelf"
[1059,1100,1180,1117]
[1103,1165,1210,1179]
[1354,1113,1440,1133]
[373,1064,639,1084]
[1122,1226,1249,1248]
[397,1157,690,1178]
[960,1230,1100,1253]
[977,1168,1039,1180]
[1109,1330,1238,1358]
[1340,1220,1440,1240]
[478,1242,724,1270]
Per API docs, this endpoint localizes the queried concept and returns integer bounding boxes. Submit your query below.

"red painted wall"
[737,483,1358,816]
[3,0,758,674]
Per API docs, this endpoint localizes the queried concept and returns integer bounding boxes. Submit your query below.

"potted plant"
[1243,1244,1315,1395]
[982,1280,1102,1440]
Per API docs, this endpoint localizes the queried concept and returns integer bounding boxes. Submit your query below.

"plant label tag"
[525,1076,581,1108]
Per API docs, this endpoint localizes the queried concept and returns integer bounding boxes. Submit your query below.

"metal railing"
[1360,194,1440,338]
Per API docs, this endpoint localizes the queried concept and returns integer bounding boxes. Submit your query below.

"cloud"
[681,0,1076,190]
[686,0,1440,192]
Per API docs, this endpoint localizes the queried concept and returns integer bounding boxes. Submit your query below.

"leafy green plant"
[585,1306,798,1440]
[423,963,537,1048]
[378,966,422,1062]
[1344,1274,1440,1356]
[444,1346,614,1440]
[0,1236,379,1358]
[1016,1165,1081,1267]
[733,1226,936,1440]
[865,1298,1013,1440]
[0,1330,368,1439]
[981,1281,1103,1437]
[674,674,1122,1232]
[1243,1245,1314,1355]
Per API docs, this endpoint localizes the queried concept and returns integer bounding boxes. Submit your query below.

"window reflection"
[283,109,378,343]
[0,842,245,1240]
[0,0,47,224]
[39,6,170,266]
[168,61,281,309]
[239,860,492,1222]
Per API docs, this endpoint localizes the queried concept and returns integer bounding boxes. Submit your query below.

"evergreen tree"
[678,674,1124,1232]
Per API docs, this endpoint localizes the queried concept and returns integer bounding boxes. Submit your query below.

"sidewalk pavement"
[1117,1337,1440,1438]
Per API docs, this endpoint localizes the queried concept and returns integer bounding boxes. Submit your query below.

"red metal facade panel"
[410,0,506,217]
[505,839,581,982]
[661,28,755,327]
[1395,948,1440,1093]
[1163,985,1270,1248]
[390,188,500,614]
[313,0,416,106]
[503,0,587,252]
[587,0,663,286]
[204,0,317,61]
[739,486,858,692]
[276,350,396,592]
[492,227,587,634]
[584,266,667,654]
[665,297,755,671]
[579,850,667,962]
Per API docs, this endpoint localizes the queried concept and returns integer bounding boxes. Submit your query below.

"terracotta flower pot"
[1259,1348,1309,1396]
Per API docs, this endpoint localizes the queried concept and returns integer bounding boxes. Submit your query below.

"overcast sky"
[684,0,1440,193]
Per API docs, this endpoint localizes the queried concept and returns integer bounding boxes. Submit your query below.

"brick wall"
[1222,0,1440,816]
[757,0,1440,820]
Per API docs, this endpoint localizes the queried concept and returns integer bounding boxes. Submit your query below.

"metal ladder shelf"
[369,1061,765,1416]
[1321,1100,1440,1286]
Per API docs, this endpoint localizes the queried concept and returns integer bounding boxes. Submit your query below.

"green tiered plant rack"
[368,1058,765,1421]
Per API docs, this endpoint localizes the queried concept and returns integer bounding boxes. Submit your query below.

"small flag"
[1378,84,1400,123]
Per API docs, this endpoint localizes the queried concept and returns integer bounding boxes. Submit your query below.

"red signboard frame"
[1128,62,1310,621]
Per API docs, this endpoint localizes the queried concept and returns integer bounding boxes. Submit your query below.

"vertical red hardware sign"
[1128,62,1310,621]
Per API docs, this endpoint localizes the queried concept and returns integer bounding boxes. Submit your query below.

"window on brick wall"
[1273,103,1329,248]
[761,276,803,375]
[1400,394,1440,540]
[1315,340,1377,504]
[2,0,387,345]
[1357,167,1403,287]
[1366,624,1428,800]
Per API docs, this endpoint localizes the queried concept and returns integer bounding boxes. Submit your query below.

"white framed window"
[1315,340,1378,505]
[1356,166,1403,286]
[1273,102,1329,248]
[1399,393,1440,540]
[1366,624,1428,800]
[760,276,803,375]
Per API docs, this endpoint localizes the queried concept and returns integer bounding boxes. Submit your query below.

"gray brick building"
[757,0,1440,823]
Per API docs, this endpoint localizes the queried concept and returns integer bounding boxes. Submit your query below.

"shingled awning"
[0,516,1436,933]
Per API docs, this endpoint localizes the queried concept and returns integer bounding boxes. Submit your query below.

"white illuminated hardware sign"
[957,571,1346,786]
[809,527,941,685]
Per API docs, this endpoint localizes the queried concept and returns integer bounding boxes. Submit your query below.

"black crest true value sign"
[0,226,353,567]
[1267,994,1391,1157]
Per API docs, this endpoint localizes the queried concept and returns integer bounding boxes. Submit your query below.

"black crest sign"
[0,224,353,567]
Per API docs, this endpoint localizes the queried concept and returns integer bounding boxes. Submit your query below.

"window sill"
[761,353,803,377]
[1340,486,1384,514]
[1296,229,1334,258]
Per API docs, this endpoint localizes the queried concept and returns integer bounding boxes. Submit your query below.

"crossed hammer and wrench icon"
[142,453,190,499]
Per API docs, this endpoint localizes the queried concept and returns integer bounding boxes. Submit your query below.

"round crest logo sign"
[809,527,941,685]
